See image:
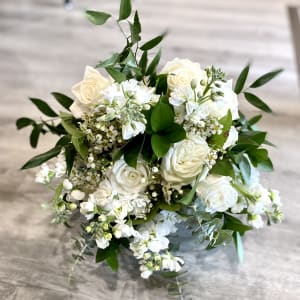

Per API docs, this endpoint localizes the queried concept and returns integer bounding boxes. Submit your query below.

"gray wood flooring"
[0,0,299,299]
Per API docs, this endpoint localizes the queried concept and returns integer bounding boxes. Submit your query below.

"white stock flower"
[248,214,264,229]
[196,175,238,213]
[161,135,210,185]
[109,157,149,195]
[122,120,146,140]
[71,189,85,201]
[55,153,67,177]
[160,58,206,91]
[247,184,272,215]
[80,200,95,220]
[70,66,112,118]
[96,237,110,249]
[161,253,184,272]
[113,220,138,239]
[223,126,238,149]
[270,189,281,206]
[63,179,73,190]
[140,265,153,279]
[35,163,54,184]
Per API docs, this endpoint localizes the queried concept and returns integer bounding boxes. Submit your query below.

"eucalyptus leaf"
[223,214,252,235]
[60,112,83,137]
[130,11,141,44]
[86,10,111,25]
[145,49,161,76]
[250,69,283,88]
[239,155,251,183]
[234,63,250,94]
[51,92,73,110]
[105,67,127,83]
[233,231,244,263]
[30,124,42,148]
[244,92,272,113]
[139,51,148,75]
[29,98,58,117]
[248,114,262,126]
[96,53,119,68]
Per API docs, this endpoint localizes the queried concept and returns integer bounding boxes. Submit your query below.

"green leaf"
[257,157,273,172]
[86,10,111,25]
[51,92,73,111]
[140,34,165,51]
[55,135,71,147]
[123,135,144,168]
[234,63,250,94]
[151,134,170,158]
[233,231,244,263]
[52,183,63,203]
[96,241,119,263]
[238,131,266,147]
[96,53,119,68]
[60,112,83,137]
[248,114,262,126]
[71,135,88,160]
[223,214,252,235]
[155,74,168,95]
[119,0,132,21]
[210,159,235,178]
[159,202,181,212]
[29,98,58,117]
[105,67,127,83]
[130,11,141,44]
[106,251,119,272]
[21,146,62,169]
[163,123,186,143]
[250,69,283,88]
[139,51,148,75]
[244,92,272,113]
[239,155,251,183]
[65,145,75,175]
[30,124,42,148]
[247,148,273,171]
[16,117,35,130]
[145,49,161,76]
[151,97,174,132]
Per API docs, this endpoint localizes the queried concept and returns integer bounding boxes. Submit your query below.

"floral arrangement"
[17,0,283,294]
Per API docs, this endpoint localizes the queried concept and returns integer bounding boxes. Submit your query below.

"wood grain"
[0,0,299,299]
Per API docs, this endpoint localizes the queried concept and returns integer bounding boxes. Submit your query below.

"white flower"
[71,189,85,201]
[63,179,73,190]
[70,66,112,118]
[80,201,95,220]
[161,253,184,272]
[231,199,247,214]
[109,157,149,195]
[248,214,264,229]
[54,153,67,177]
[161,135,210,185]
[113,220,139,239]
[270,189,281,207]
[122,120,146,140]
[201,80,239,120]
[160,58,206,91]
[35,163,54,184]
[140,265,153,279]
[196,175,238,213]
[247,184,272,215]
[96,237,110,249]
[91,179,114,207]
[223,126,238,149]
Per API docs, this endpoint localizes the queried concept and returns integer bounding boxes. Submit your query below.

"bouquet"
[17,0,283,294]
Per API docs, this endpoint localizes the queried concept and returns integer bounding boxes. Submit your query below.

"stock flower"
[161,253,184,272]
[196,175,238,213]
[70,66,112,118]
[161,134,210,185]
[109,157,150,195]
[161,58,206,91]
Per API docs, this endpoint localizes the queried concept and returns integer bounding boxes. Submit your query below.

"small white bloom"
[270,189,281,206]
[71,190,85,201]
[35,163,54,184]
[96,237,110,249]
[91,179,114,207]
[248,214,264,229]
[122,120,146,140]
[247,184,272,215]
[140,265,153,279]
[223,126,238,149]
[113,220,139,239]
[196,175,238,213]
[80,201,95,220]
[161,253,184,272]
[54,153,67,178]
[63,179,73,190]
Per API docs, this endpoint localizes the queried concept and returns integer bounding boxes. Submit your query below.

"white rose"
[109,157,149,195]
[160,58,206,91]
[70,66,112,118]
[71,189,85,201]
[161,135,210,185]
[196,175,238,213]
[223,126,238,149]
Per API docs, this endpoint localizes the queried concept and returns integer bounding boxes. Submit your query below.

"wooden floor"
[0,0,300,299]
